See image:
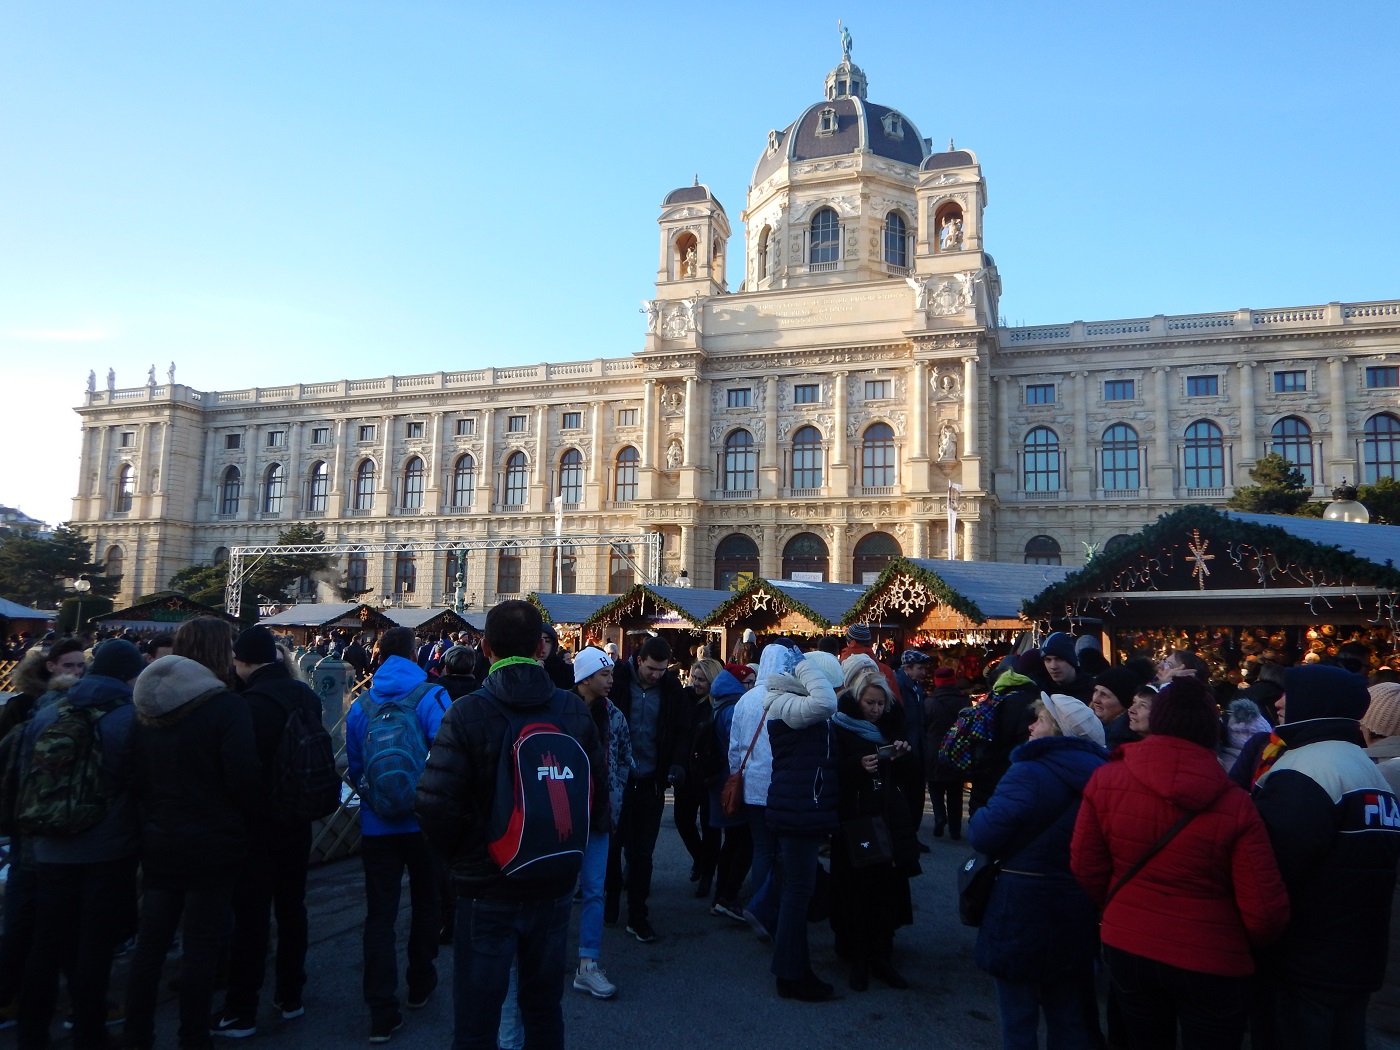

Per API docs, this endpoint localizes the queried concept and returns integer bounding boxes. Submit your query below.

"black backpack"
[266,688,341,824]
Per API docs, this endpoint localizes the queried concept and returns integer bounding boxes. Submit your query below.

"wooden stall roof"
[95,592,237,630]
[581,585,730,630]
[529,593,617,627]
[703,578,867,632]
[384,607,478,634]
[847,558,1072,630]
[0,596,52,621]
[1024,507,1400,627]
[258,602,397,632]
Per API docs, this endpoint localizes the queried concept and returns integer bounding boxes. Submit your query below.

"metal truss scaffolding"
[225,533,661,618]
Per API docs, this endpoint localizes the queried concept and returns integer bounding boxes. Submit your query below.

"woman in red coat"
[1071,677,1289,1049]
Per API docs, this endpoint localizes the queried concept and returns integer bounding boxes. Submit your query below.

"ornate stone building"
[70,52,1400,609]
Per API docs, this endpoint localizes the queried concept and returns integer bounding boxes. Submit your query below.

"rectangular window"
[794,383,820,404]
[358,425,376,442]
[507,415,527,433]
[727,388,752,408]
[864,380,891,400]
[1367,366,1400,389]
[406,421,424,438]
[267,430,285,447]
[1273,370,1306,393]
[224,433,242,450]
[457,417,475,436]
[1186,375,1219,397]
[618,409,638,426]
[119,432,134,448]
[1026,384,1055,405]
[1103,380,1135,401]
[311,427,330,445]
[562,412,582,430]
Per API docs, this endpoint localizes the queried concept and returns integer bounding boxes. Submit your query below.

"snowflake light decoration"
[882,574,933,617]
[1185,529,1215,590]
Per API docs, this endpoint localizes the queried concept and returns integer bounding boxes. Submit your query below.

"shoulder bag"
[720,716,765,819]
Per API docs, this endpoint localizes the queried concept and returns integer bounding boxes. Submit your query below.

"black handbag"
[957,791,1078,928]
[842,813,893,868]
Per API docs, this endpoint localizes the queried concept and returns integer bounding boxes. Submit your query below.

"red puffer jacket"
[1071,734,1289,976]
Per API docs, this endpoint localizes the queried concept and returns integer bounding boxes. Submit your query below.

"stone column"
[426,411,444,510]
[830,525,848,583]
[329,418,347,504]
[588,403,602,483]
[680,523,695,580]
[911,361,928,459]
[379,415,393,515]
[199,423,218,517]
[993,376,1010,470]
[1069,370,1090,496]
[136,423,151,495]
[1237,362,1258,465]
[962,357,979,457]
[639,379,657,500]
[1149,366,1173,497]
[479,408,496,509]
[93,426,110,506]
[761,375,779,497]
[243,424,258,520]
[759,525,779,581]
[682,376,698,468]
[286,421,303,515]
[532,404,548,511]
[1329,356,1356,482]
[831,371,850,495]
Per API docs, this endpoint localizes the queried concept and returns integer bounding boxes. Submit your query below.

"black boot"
[871,956,909,990]
[849,958,870,992]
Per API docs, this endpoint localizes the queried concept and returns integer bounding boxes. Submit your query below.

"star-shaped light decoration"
[1185,529,1214,590]
[749,589,771,612]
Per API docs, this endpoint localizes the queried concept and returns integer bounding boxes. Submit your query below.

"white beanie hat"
[1042,692,1106,747]
[573,646,614,685]
[803,651,844,689]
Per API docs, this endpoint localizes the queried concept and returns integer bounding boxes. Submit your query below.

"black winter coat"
[608,658,690,786]
[238,662,325,829]
[924,684,968,781]
[415,661,604,902]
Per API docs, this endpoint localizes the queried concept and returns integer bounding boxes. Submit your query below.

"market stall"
[576,585,730,660]
[0,596,54,639]
[702,578,869,657]
[384,606,477,637]
[1024,507,1400,677]
[257,602,397,646]
[529,593,618,653]
[95,593,237,633]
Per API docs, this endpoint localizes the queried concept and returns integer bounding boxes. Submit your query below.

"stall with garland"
[384,607,477,637]
[257,602,398,645]
[529,593,621,653]
[701,578,870,657]
[573,585,731,660]
[1025,507,1400,679]
[96,593,238,633]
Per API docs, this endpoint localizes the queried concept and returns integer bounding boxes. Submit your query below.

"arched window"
[307,461,328,513]
[1364,413,1400,483]
[551,543,577,594]
[212,546,229,565]
[394,548,416,597]
[852,532,901,584]
[558,449,583,505]
[810,207,840,267]
[1024,535,1062,565]
[757,225,772,281]
[861,423,896,488]
[1271,416,1314,486]
[1023,427,1060,492]
[1103,534,1132,555]
[782,532,830,580]
[104,545,124,582]
[401,457,425,509]
[452,454,476,508]
[220,466,242,515]
[354,460,376,510]
[1183,420,1225,489]
[504,452,528,506]
[714,533,760,590]
[608,543,635,594]
[496,542,521,594]
[444,546,465,593]
[723,430,756,492]
[263,463,286,514]
[1101,424,1140,491]
[791,425,823,490]
[115,464,135,512]
[883,211,908,269]
[345,548,368,595]
[614,447,639,503]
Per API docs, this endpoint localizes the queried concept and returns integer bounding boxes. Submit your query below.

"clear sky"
[2,0,1396,530]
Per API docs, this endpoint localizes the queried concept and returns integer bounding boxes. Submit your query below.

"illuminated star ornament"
[749,590,771,612]
[1185,529,1215,590]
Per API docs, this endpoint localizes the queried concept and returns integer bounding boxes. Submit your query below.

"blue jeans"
[995,975,1095,1050]
[771,833,821,981]
[497,961,522,1050]
[745,805,778,932]
[578,832,608,960]
[451,895,571,1050]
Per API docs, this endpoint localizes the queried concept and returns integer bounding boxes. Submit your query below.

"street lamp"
[72,577,91,634]
[1325,480,1371,523]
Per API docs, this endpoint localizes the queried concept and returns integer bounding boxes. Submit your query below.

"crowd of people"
[1,614,1399,1049]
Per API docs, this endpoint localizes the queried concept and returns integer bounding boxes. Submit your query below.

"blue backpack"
[358,682,437,821]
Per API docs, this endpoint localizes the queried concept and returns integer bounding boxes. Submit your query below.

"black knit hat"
[90,639,144,682]
[1281,664,1369,723]
[1095,667,1145,708]
[1041,632,1078,669]
[1149,677,1220,749]
[233,626,278,665]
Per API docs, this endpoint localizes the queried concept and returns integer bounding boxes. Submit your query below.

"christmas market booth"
[1024,507,1400,673]
[257,602,397,646]
[843,558,1073,672]
[385,606,478,636]
[95,593,238,633]
[575,585,734,659]
[0,596,54,638]
[530,593,620,652]
[702,578,871,656]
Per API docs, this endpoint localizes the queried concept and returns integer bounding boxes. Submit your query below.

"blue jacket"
[967,734,1107,982]
[765,719,839,836]
[346,656,450,836]
[707,670,746,828]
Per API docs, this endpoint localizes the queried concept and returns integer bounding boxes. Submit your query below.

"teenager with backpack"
[345,627,451,1044]
[16,638,142,1050]
[211,627,338,1038]
[415,599,603,1050]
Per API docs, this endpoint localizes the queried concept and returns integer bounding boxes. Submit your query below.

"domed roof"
[751,59,930,186]
[662,182,725,212]
[921,149,976,171]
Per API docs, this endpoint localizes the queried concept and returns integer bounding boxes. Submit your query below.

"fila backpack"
[483,691,591,881]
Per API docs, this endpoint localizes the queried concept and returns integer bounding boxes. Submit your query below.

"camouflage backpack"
[16,699,123,837]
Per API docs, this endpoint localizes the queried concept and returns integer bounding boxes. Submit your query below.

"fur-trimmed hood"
[133,655,227,726]
[11,649,52,698]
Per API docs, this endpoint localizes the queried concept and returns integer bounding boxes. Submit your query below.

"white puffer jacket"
[727,660,838,805]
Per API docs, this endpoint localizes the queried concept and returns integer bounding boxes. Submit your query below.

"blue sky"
[2,1,1396,529]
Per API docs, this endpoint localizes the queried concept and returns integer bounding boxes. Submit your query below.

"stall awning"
[258,603,396,632]
[529,593,617,627]
[846,558,1070,630]
[0,597,53,621]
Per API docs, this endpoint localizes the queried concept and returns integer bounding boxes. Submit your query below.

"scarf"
[1251,731,1288,786]
[832,711,887,744]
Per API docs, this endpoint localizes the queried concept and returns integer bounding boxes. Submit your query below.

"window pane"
[1271,417,1314,485]
[221,468,241,514]
[559,450,583,503]
[453,455,476,507]
[1024,535,1061,565]
[1274,371,1306,393]
[723,430,756,491]
[355,461,376,510]
[1023,428,1060,492]
[792,426,823,489]
[794,384,819,404]
[615,447,639,501]
[308,463,328,512]
[1101,425,1140,490]
[402,458,424,509]
[1104,380,1135,401]
[861,423,895,487]
[497,546,521,594]
[1186,375,1219,397]
[1364,414,1400,483]
[1184,421,1225,488]
[727,388,752,408]
[505,453,528,505]
[1367,367,1399,389]
[1027,384,1055,405]
[883,212,907,268]
[264,464,285,513]
[810,208,839,265]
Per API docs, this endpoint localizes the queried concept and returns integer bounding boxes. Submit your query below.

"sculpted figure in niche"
[939,422,958,461]
[666,440,682,470]
[904,275,931,311]
[682,244,698,277]
[939,215,964,252]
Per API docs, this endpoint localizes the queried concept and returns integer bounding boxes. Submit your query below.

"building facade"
[70,54,1400,610]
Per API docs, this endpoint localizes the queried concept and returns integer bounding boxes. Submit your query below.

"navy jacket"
[967,734,1107,982]
[765,719,839,836]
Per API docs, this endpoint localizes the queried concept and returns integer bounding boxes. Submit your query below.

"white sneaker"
[572,961,617,1000]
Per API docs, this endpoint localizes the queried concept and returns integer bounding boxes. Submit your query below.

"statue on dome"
[939,214,964,252]
[838,19,853,60]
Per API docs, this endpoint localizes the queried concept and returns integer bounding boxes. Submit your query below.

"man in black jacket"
[416,600,602,1050]
[605,635,690,943]
[212,627,325,1037]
